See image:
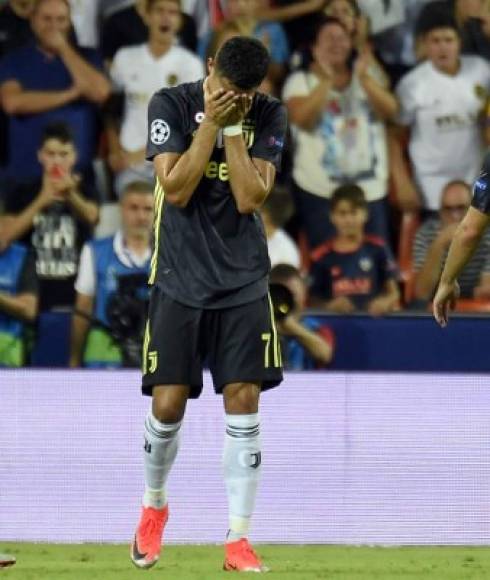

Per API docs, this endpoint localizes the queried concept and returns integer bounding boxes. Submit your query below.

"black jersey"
[472,152,490,214]
[146,80,287,309]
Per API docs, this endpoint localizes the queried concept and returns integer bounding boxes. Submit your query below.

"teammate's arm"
[153,81,238,208]
[434,207,490,326]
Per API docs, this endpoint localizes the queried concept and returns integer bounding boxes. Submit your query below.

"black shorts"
[141,286,283,398]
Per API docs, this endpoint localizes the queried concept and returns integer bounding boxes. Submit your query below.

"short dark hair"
[330,184,367,211]
[121,181,154,199]
[270,263,302,285]
[215,36,270,90]
[40,122,74,147]
[415,2,459,37]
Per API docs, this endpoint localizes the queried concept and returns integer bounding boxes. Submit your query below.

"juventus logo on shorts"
[148,351,158,374]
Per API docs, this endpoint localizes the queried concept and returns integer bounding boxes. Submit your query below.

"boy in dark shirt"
[310,184,400,316]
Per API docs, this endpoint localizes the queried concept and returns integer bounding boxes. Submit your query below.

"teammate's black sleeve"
[249,100,288,170]
[17,251,39,296]
[146,91,189,161]
[471,153,490,214]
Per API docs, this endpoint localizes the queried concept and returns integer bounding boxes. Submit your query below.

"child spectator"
[310,184,400,315]
[107,0,203,196]
[270,263,334,370]
[0,122,99,311]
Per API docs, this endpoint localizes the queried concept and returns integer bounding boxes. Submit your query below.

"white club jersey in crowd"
[68,0,100,48]
[282,70,388,203]
[267,229,301,269]
[75,231,151,297]
[396,56,490,211]
[110,43,204,153]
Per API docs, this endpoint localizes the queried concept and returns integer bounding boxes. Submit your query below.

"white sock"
[223,413,261,543]
[142,412,181,509]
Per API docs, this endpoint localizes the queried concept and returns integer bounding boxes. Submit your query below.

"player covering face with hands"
[433,154,490,326]
[131,37,287,573]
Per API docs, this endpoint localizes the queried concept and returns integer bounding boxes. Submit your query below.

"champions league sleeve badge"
[150,119,171,145]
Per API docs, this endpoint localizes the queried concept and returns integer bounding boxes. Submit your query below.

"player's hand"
[203,77,239,128]
[224,93,253,126]
[433,280,460,327]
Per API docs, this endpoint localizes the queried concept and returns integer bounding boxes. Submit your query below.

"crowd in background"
[1,0,490,370]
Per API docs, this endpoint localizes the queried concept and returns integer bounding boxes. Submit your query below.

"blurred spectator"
[395,9,490,212]
[101,0,198,63]
[70,181,153,368]
[0,0,111,185]
[309,184,399,315]
[0,238,38,367]
[181,0,226,42]
[453,0,490,58]
[0,0,35,57]
[357,0,440,84]
[283,15,397,248]
[413,180,490,303]
[107,0,203,196]
[259,188,300,268]
[199,0,290,93]
[270,263,334,370]
[68,0,100,49]
[0,122,99,311]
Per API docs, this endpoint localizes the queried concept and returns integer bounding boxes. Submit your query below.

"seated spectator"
[199,0,290,94]
[0,122,100,311]
[0,0,111,185]
[310,184,400,315]
[69,181,153,368]
[412,180,490,304]
[0,238,38,367]
[259,188,300,269]
[270,263,334,370]
[283,15,397,248]
[107,0,203,196]
[0,0,35,57]
[395,9,490,212]
[101,0,198,63]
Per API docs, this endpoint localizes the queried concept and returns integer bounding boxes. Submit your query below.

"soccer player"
[130,36,287,572]
[434,153,490,326]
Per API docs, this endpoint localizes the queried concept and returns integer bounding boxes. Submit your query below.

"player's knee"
[152,386,188,423]
[224,383,260,415]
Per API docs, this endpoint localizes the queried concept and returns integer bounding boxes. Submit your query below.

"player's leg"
[132,287,204,569]
[207,296,283,572]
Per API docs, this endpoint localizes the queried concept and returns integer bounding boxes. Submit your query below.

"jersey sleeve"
[146,91,188,161]
[249,100,287,170]
[471,153,490,214]
[395,73,416,126]
[74,243,96,296]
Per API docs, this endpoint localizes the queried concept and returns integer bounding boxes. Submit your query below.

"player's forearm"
[2,88,78,115]
[156,119,219,208]
[60,43,111,104]
[69,311,91,367]
[68,190,99,226]
[224,136,269,213]
[414,242,447,300]
[0,292,37,322]
[440,222,483,285]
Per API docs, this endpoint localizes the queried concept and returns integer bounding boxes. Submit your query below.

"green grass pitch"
[1,544,490,579]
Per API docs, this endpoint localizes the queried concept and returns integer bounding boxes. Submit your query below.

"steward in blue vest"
[0,243,38,367]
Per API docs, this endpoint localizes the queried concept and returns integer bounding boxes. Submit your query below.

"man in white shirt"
[107,0,203,196]
[395,10,490,211]
[69,181,154,368]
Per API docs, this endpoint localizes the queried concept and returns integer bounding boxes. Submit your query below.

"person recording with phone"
[0,122,99,311]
